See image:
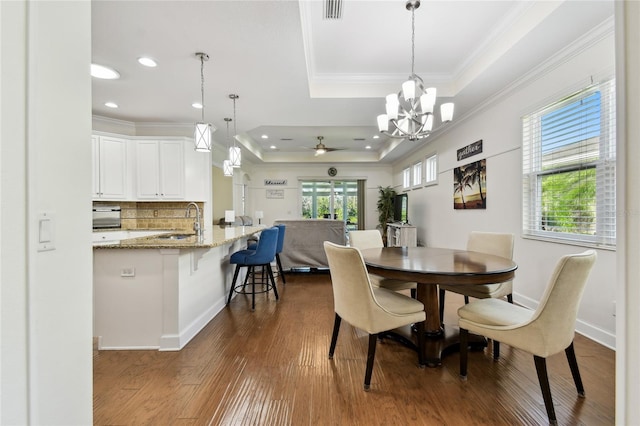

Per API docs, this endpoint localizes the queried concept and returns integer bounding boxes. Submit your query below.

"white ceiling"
[91,0,614,164]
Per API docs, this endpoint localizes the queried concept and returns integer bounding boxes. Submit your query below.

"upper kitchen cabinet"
[92,135,129,200]
[135,140,185,199]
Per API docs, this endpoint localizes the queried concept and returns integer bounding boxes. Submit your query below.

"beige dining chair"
[349,230,417,296]
[323,241,426,390]
[458,250,596,425]
[439,231,514,357]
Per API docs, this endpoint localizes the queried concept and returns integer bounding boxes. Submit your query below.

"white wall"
[1,1,93,424]
[242,162,393,230]
[391,28,616,348]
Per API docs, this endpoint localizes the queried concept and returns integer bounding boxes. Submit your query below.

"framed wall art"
[453,159,486,209]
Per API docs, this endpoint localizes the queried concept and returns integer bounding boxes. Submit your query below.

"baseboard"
[159,297,227,351]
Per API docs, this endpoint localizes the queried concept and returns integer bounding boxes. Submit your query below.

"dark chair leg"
[464,295,470,304]
[415,321,426,367]
[459,328,469,379]
[364,334,378,390]
[276,253,286,284]
[227,265,241,305]
[251,265,256,311]
[507,293,513,304]
[493,341,500,360]
[534,355,557,425]
[565,342,585,397]
[328,314,341,359]
[410,288,416,299]
[266,263,279,300]
[439,288,446,325]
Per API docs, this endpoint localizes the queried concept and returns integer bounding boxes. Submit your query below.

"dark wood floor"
[94,272,615,425]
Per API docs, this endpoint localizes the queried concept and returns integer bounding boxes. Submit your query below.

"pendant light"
[194,52,212,152]
[223,118,234,177]
[228,94,241,168]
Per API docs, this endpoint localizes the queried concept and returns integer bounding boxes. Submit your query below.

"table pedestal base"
[383,323,487,367]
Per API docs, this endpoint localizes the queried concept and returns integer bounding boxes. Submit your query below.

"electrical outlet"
[121,268,135,277]
[153,210,159,217]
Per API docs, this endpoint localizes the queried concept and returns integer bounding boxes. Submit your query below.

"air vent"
[324,0,343,19]
[280,138,293,141]
[353,138,366,141]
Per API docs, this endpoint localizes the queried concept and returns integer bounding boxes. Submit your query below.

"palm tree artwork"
[453,159,487,209]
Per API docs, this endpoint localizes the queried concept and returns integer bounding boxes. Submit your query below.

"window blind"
[522,79,616,248]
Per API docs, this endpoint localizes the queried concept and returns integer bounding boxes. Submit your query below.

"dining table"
[360,246,517,367]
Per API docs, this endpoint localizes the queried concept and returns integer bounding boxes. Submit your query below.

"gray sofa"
[274,219,346,270]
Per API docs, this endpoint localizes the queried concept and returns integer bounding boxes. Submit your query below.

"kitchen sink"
[156,233,194,240]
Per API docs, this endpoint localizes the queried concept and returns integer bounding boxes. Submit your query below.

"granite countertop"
[93,226,265,249]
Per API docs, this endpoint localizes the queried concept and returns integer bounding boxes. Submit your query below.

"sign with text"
[264,179,287,186]
[457,140,483,161]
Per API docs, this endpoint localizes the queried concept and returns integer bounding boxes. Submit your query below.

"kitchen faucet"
[185,202,202,239]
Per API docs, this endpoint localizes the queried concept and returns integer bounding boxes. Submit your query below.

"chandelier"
[194,52,212,152]
[228,94,241,168]
[223,118,234,177]
[377,0,454,142]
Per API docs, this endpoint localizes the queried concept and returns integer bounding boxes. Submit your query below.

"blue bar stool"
[247,224,287,284]
[227,226,279,310]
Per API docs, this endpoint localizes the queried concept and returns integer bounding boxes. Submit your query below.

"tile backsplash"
[94,201,204,231]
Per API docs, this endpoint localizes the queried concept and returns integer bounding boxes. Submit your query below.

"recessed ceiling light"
[365,145,372,149]
[137,57,157,67]
[261,134,269,139]
[91,63,120,79]
[270,145,277,149]
[373,135,380,139]
[192,102,203,109]
[104,102,118,108]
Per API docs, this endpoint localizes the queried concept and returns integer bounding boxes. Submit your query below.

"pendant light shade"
[228,94,241,168]
[229,146,241,168]
[194,52,212,152]
[223,117,234,176]
[194,122,211,152]
[223,159,233,176]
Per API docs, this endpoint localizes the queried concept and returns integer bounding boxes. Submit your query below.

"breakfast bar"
[93,226,264,351]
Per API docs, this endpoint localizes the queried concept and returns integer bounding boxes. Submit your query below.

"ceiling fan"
[310,136,344,156]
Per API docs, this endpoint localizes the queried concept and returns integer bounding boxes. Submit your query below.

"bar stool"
[247,224,287,284]
[227,226,279,310]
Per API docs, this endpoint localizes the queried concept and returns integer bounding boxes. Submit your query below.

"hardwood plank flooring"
[94,272,615,425]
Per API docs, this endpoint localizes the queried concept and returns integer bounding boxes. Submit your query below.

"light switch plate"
[37,211,56,252]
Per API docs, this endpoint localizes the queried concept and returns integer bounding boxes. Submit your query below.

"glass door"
[300,180,360,230]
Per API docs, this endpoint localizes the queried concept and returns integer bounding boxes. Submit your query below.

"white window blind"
[402,167,411,189]
[425,154,438,184]
[412,162,422,187]
[522,79,616,248]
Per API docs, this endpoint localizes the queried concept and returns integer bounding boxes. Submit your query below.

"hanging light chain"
[410,4,415,77]
[230,94,239,146]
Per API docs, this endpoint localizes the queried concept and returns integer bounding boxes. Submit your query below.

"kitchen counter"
[93,225,266,351]
[93,225,264,249]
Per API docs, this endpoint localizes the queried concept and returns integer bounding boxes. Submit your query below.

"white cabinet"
[92,135,128,200]
[387,223,417,247]
[135,140,185,199]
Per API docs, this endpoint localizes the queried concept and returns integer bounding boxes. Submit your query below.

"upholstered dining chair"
[349,230,417,296]
[227,226,279,310]
[439,231,514,356]
[323,241,426,390]
[458,250,596,425]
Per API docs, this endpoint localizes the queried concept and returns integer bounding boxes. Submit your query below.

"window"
[425,153,438,185]
[300,180,362,229]
[412,162,422,187]
[402,167,411,189]
[522,79,616,248]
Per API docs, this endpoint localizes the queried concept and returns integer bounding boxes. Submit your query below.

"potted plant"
[376,186,397,245]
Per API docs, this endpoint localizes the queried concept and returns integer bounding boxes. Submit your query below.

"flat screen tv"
[394,193,408,224]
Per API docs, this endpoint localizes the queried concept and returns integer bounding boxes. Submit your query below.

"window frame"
[424,153,438,186]
[402,167,411,190]
[522,79,616,249]
[412,161,422,188]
